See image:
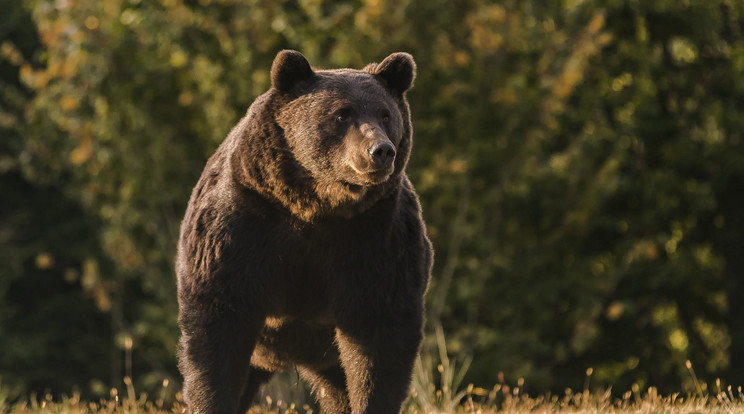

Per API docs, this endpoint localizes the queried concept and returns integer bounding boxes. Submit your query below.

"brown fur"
[176,50,432,413]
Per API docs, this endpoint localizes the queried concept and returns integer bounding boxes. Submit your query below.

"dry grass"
[3,345,742,414]
[3,386,744,414]
[433,386,744,414]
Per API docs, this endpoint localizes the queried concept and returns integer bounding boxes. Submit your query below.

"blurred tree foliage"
[1,0,743,400]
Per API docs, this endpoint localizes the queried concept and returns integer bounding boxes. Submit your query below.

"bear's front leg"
[335,307,424,414]
[178,305,261,413]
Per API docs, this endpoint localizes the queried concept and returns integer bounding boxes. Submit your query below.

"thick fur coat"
[176,50,432,414]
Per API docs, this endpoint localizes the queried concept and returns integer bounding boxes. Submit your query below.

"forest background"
[1,0,744,404]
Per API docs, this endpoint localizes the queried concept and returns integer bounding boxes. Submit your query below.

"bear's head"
[263,50,416,219]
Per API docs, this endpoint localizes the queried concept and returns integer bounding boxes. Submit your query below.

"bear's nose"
[367,142,396,169]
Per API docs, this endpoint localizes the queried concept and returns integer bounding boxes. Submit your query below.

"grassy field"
[3,386,744,414]
[3,343,742,413]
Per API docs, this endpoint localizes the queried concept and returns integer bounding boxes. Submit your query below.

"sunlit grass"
[3,351,743,414]
[415,385,744,413]
[4,387,744,414]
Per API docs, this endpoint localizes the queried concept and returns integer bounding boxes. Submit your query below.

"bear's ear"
[367,52,416,96]
[271,50,314,93]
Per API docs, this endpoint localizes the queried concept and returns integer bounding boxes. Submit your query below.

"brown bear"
[176,50,432,414]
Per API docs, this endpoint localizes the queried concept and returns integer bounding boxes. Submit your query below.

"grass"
[3,386,744,414]
[3,336,743,413]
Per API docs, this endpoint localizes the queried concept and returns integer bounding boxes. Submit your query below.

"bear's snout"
[367,141,396,170]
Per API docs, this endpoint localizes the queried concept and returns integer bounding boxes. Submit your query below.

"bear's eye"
[381,112,391,123]
[336,114,350,123]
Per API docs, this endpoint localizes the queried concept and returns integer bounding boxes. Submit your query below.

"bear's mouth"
[364,169,393,184]
[346,165,393,185]
[341,163,393,192]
